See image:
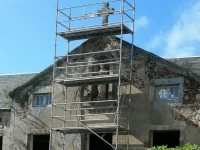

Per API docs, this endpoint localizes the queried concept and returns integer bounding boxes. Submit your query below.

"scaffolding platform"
[52,125,127,133]
[57,24,132,41]
[55,74,130,87]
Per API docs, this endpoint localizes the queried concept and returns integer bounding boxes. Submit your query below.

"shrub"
[147,143,200,150]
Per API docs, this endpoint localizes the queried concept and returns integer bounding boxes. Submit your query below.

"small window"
[34,93,51,107]
[0,109,11,126]
[156,86,179,100]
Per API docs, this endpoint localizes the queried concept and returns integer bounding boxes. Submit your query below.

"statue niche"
[91,56,109,101]
[97,64,107,98]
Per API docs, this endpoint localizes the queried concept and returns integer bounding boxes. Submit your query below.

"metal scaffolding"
[50,0,135,149]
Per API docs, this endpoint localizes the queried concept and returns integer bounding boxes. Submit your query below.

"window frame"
[150,77,184,102]
[0,109,11,126]
[156,85,179,101]
[34,93,52,107]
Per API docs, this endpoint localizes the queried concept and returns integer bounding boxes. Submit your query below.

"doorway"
[152,131,180,148]
[89,133,112,150]
[0,136,2,150]
[32,135,49,150]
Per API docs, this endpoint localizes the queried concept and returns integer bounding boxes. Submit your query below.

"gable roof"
[168,56,200,76]
[6,36,200,96]
[0,73,37,107]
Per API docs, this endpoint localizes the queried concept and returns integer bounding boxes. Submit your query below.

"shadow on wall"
[152,101,200,127]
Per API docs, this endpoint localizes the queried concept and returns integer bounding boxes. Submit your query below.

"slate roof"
[0,73,37,107]
[168,56,200,76]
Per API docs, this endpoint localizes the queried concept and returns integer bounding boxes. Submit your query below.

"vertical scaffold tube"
[127,0,135,149]
[116,0,124,149]
[49,0,59,150]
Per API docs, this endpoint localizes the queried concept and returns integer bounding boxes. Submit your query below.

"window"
[34,93,51,107]
[0,109,11,126]
[150,77,183,101]
[157,86,179,100]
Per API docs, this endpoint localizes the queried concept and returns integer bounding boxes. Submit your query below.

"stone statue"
[98,64,107,98]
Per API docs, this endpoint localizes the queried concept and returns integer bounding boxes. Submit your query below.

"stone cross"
[97,2,114,25]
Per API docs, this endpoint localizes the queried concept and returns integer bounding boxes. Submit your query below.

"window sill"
[33,104,51,108]
[155,99,182,103]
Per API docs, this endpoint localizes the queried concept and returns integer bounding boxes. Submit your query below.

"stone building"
[0,36,200,150]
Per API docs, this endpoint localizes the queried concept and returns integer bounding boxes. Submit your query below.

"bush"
[148,143,200,150]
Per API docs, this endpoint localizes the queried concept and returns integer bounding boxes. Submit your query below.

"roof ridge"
[0,72,38,76]
[166,56,200,59]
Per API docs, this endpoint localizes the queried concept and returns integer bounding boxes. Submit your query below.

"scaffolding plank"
[54,105,128,111]
[53,118,127,122]
[57,24,132,41]
[55,75,129,87]
[52,125,127,133]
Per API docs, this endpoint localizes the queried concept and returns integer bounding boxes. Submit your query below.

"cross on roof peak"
[97,2,115,26]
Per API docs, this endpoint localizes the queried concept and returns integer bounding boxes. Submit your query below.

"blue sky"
[0,0,200,74]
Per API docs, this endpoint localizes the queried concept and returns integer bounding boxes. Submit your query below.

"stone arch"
[91,52,114,73]
[90,52,114,100]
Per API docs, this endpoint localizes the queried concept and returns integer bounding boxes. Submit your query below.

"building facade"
[0,37,200,149]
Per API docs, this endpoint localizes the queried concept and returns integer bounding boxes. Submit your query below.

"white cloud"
[146,1,200,58]
[134,16,149,31]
